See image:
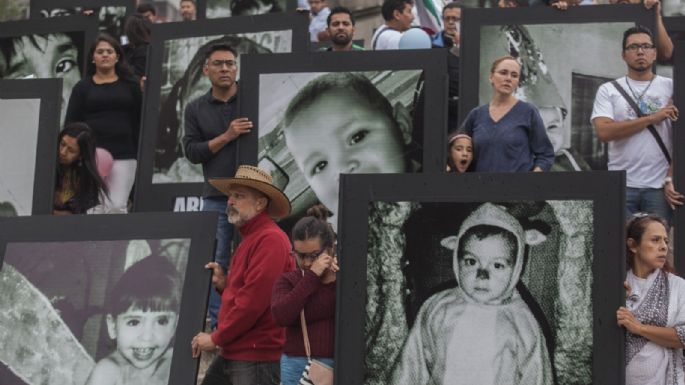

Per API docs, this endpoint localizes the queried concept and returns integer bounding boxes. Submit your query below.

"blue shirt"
[462,101,554,172]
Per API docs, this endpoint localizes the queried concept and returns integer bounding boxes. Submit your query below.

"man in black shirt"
[182,44,251,329]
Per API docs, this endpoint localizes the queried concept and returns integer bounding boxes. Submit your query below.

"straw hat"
[209,165,291,219]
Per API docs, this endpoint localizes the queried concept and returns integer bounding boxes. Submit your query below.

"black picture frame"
[133,12,309,212]
[673,40,685,273]
[237,49,448,231]
[0,211,217,385]
[0,15,99,122]
[196,0,298,19]
[336,171,625,385]
[459,4,655,171]
[0,79,61,216]
[29,0,135,38]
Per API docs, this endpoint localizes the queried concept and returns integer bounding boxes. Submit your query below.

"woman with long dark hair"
[123,13,151,78]
[54,122,107,215]
[271,204,338,385]
[617,214,685,385]
[65,33,142,213]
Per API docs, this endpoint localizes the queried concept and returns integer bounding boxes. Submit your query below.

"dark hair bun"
[306,204,333,221]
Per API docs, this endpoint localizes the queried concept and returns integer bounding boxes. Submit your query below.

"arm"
[644,0,673,61]
[65,81,86,123]
[211,233,291,346]
[271,271,322,326]
[664,164,684,208]
[529,107,555,172]
[617,306,685,348]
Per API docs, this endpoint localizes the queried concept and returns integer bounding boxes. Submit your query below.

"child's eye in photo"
[463,257,477,266]
[55,58,76,75]
[493,262,507,270]
[157,316,169,326]
[311,160,327,176]
[349,129,369,145]
[126,318,141,327]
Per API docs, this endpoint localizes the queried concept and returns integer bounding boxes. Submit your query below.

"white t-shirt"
[371,25,402,50]
[591,75,673,188]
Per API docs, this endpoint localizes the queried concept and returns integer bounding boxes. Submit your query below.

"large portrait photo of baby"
[256,69,424,230]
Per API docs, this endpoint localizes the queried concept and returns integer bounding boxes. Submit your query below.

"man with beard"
[191,165,293,385]
[180,0,197,21]
[592,25,681,224]
[182,44,252,329]
[322,6,363,51]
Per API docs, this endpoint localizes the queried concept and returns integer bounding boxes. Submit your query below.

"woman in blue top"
[462,56,554,172]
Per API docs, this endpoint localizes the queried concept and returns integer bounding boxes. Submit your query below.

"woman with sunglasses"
[271,204,339,385]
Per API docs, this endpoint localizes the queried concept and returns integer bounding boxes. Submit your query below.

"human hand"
[651,103,679,124]
[224,117,252,142]
[310,253,334,277]
[205,262,227,292]
[532,166,543,172]
[551,1,569,10]
[444,30,460,46]
[191,332,216,358]
[139,76,147,92]
[664,181,684,209]
[617,306,644,335]
[643,0,659,10]
[321,257,339,284]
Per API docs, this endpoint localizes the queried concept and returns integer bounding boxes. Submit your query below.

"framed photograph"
[335,171,625,385]
[197,0,297,19]
[237,50,449,233]
[133,12,309,212]
[460,4,655,171]
[0,79,61,217]
[29,0,135,39]
[0,15,99,121]
[674,40,685,273]
[0,212,217,385]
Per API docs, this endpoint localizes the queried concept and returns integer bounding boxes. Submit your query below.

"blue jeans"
[280,354,334,385]
[626,187,672,226]
[201,357,279,385]
[203,196,234,329]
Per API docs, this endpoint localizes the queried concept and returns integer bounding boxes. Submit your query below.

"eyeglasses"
[291,248,325,261]
[208,60,237,68]
[624,43,655,52]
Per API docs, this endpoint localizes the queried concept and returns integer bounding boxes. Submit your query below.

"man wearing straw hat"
[191,165,294,385]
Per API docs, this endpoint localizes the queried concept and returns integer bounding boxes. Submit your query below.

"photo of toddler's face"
[107,307,178,369]
[284,88,405,219]
[458,233,516,304]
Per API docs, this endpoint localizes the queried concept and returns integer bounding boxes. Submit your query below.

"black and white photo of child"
[0,238,190,385]
[364,200,594,385]
[258,70,423,230]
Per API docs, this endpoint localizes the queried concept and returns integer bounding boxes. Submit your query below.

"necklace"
[625,75,655,114]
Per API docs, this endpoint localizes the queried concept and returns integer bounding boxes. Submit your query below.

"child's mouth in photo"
[459,159,468,165]
[132,347,156,361]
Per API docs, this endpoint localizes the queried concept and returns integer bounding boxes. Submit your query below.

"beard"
[227,206,255,227]
[331,32,352,46]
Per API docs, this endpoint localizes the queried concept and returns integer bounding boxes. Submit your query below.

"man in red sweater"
[191,165,294,385]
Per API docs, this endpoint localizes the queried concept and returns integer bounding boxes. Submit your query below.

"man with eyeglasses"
[183,44,253,329]
[432,2,461,54]
[592,25,682,225]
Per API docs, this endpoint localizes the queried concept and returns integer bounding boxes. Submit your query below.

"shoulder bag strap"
[300,310,312,360]
[610,80,671,164]
[372,26,394,50]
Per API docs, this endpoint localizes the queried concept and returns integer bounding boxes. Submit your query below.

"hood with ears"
[441,203,546,304]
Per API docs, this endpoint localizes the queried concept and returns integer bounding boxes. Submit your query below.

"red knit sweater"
[211,212,294,361]
[271,269,336,358]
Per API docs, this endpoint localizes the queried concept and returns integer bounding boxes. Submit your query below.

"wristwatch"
[664,176,673,186]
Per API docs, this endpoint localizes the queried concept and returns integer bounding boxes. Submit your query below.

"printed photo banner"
[29,0,135,39]
[238,49,449,233]
[133,12,309,212]
[0,212,217,385]
[0,78,62,217]
[196,0,298,19]
[459,4,655,171]
[0,15,99,122]
[336,171,625,385]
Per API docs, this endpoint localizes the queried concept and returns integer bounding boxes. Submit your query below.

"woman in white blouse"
[617,214,685,385]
